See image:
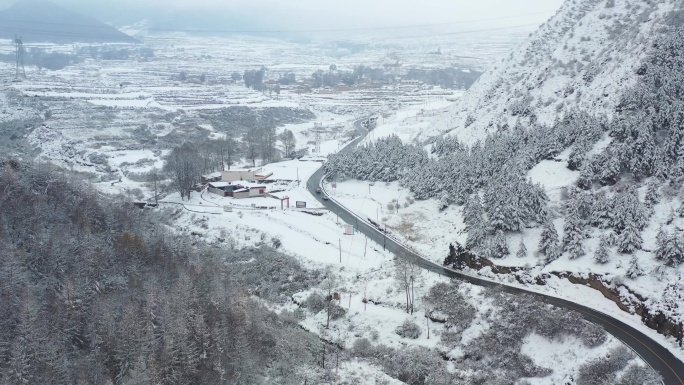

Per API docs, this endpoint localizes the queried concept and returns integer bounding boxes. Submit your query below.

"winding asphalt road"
[306,118,684,384]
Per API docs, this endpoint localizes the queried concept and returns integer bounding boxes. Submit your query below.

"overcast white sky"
[2,0,566,33]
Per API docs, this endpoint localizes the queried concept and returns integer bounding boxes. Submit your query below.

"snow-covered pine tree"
[438,193,450,211]
[563,195,586,259]
[443,242,468,267]
[599,152,621,186]
[539,221,561,263]
[463,194,485,231]
[520,181,549,224]
[626,256,644,279]
[612,187,647,233]
[492,230,509,258]
[617,221,642,254]
[655,228,684,267]
[662,280,683,312]
[594,235,610,264]
[589,192,612,229]
[626,122,658,178]
[645,181,660,209]
[465,221,488,251]
[516,239,527,258]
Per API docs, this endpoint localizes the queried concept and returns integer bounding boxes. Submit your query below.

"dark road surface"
[305,118,684,385]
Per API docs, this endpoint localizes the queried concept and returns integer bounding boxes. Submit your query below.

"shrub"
[352,338,374,357]
[370,329,380,341]
[395,319,421,339]
[304,292,326,313]
[614,364,662,385]
[576,346,634,385]
[329,304,346,320]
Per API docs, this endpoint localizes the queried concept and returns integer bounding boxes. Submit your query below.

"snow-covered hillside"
[423,0,681,144]
[325,0,684,358]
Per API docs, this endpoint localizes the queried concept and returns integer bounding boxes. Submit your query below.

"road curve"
[306,118,684,385]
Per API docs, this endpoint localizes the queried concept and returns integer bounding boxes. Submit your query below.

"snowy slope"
[422,0,680,144]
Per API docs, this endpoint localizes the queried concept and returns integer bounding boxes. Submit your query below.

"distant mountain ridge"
[0,0,137,43]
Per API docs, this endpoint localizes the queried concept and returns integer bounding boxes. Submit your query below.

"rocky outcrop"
[448,250,684,345]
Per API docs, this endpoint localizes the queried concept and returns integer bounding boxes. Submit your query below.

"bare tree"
[243,127,260,167]
[321,273,339,329]
[149,167,159,205]
[279,129,297,158]
[393,255,421,314]
[259,126,278,164]
[215,137,238,171]
[164,144,198,201]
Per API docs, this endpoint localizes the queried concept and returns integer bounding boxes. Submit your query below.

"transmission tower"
[14,35,26,79]
[313,122,323,154]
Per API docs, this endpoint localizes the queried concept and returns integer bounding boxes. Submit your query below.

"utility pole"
[383,228,386,251]
[339,239,342,263]
[153,171,158,205]
[410,275,415,314]
[14,35,25,79]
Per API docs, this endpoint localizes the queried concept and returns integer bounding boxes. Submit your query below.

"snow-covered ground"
[2,28,669,382]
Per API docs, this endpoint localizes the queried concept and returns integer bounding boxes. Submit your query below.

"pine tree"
[438,193,450,211]
[590,193,613,229]
[655,228,684,266]
[463,195,485,231]
[539,221,561,263]
[626,256,644,279]
[594,235,610,264]
[516,239,527,258]
[617,221,642,254]
[645,181,660,208]
[465,221,487,251]
[563,209,585,259]
[444,243,457,267]
[443,242,467,268]
[492,230,509,258]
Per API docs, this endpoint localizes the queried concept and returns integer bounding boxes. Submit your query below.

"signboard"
[223,205,233,212]
[344,225,354,235]
[296,201,306,208]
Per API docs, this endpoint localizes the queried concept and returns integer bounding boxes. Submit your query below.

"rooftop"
[202,171,223,178]
[234,182,266,189]
[208,181,231,188]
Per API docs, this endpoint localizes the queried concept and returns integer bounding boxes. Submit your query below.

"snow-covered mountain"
[423,0,681,144]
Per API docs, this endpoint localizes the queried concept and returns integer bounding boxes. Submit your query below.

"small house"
[232,188,251,199]
[207,181,238,197]
[201,171,223,184]
[254,171,274,180]
[222,167,262,182]
[232,182,267,199]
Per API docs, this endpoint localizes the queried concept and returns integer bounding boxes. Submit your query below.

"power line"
[0,9,557,35]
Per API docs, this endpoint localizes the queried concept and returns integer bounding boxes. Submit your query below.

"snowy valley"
[1,0,684,384]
